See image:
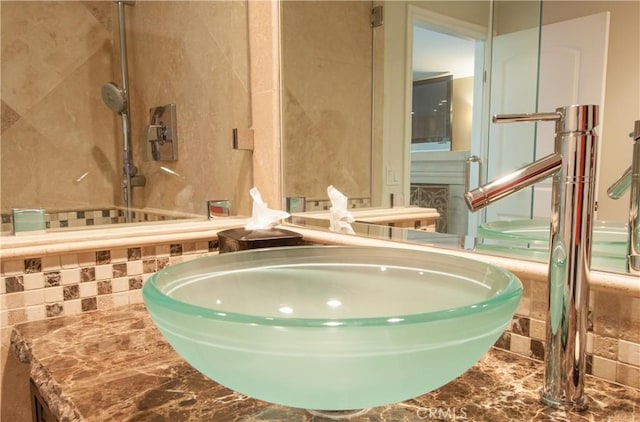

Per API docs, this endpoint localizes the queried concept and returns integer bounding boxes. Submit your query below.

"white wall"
[541,1,639,221]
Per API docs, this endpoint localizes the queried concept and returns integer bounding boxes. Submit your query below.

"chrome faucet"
[465,104,599,411]
[606,120,640,274]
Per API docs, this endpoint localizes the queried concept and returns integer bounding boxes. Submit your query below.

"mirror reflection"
[405,2,490,236]
[1,1,253,235]
[281,1,373,209]
[281,0,639,275]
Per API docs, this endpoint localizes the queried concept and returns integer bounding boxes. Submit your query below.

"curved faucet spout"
[465,153,562,212]
[607,167,632,199]
[607,120,640,274]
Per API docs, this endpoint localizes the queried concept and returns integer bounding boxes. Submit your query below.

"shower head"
[101,82,127,113]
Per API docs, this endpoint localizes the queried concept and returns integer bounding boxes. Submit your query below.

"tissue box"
[217,228,303,254]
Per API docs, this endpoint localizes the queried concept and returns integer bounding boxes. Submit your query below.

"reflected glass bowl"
[143,246,522,411]
[478,218,627,256]
[478,219,628,272]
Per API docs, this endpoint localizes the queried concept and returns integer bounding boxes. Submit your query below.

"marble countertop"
[11,304,640,421]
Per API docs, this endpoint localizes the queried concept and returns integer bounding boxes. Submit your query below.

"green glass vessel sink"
[478,219,627,252]
[143,246,522,411]
[477,219,628,271]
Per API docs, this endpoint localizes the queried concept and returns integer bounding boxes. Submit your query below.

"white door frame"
[405,5,490,237]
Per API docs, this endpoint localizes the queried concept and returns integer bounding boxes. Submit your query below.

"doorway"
[407,7,487,236]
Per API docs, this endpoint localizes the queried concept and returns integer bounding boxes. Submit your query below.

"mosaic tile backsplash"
[1,239,219,326]
[304,197,371,212]
[1,208,196,235]
[493,277,640,390]
[1,238,639,391]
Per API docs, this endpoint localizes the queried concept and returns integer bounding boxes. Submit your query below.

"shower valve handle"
[147,124,171,143]
[146,103,178,161]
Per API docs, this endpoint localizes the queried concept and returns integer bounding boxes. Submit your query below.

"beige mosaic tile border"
[1,208,194,234]
[495,276,640,389]
[1,239,219,326]
[304,197,371,212]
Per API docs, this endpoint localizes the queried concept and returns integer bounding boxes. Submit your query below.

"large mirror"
[1,1,253,234]
[281,0,639,275]
[281,1,374,210]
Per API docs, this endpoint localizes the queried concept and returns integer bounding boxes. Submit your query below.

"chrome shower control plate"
[146,104,178,161]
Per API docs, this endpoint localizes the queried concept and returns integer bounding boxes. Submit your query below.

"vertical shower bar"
[117,0,134,223]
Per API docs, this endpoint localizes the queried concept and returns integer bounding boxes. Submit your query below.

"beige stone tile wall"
[495,275,640,389]
[1,1,255,218]
[248,0,283,209]
[127,1,254,216]
[281,1,373,203]
[1,1,120,214]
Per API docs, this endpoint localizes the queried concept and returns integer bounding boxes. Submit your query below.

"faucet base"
[306,409,371,420]
[539,389,588,412]
[629,255,640,274]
